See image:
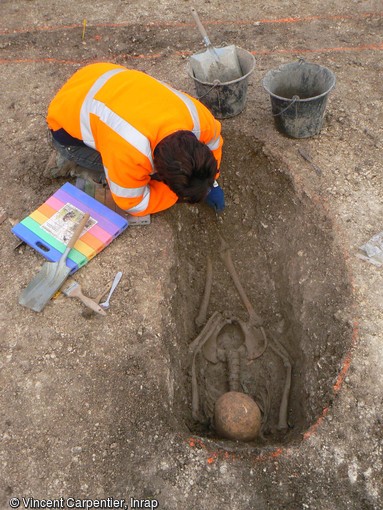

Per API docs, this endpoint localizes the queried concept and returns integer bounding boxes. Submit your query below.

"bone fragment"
[227,349,241,392]
[237,319,268,361]
[189,311,223,354]
[190,312,228,421]
[202,325,220,364]
[195,255,213,328]
[269,335,292,430]
[204,385,223,417]
[218,234,263,327]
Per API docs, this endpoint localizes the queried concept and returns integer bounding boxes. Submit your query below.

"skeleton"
[189,234,292,432]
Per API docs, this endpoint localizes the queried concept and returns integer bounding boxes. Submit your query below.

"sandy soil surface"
[1,1,382,509]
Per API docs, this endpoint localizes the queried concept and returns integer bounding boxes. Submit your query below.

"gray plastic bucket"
[187,47,256,119]
[262,60,336,138]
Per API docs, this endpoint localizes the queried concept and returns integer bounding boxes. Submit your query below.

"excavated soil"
[1,2,383,509]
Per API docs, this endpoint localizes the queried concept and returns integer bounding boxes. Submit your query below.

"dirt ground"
[1,1,383,509]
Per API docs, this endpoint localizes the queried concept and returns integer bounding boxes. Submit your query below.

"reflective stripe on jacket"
[47,63,223,215]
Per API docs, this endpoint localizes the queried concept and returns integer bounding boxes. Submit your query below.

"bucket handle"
[272,95,300,116]
[196,79,221,100]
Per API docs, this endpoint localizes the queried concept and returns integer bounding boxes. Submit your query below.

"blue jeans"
[51,137,104,174]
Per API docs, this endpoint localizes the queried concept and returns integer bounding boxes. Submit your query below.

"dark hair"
[153,131,217,203]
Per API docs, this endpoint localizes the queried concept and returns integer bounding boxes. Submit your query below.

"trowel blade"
[190,45,242,83]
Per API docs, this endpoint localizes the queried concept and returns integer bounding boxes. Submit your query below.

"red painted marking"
[303,407,330,440]
[0,11,382,35]
[333,320,359,393]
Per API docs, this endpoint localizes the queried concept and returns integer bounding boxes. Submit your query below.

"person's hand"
[205,183,225,213]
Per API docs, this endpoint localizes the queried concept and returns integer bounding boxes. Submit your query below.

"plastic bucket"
[187,47,256,119]
[262,60,336,138]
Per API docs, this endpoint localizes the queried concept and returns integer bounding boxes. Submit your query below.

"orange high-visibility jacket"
[47,63,223,216]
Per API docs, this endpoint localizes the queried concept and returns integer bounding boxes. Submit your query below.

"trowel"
[19,213,90,312]
[189,7,242,83]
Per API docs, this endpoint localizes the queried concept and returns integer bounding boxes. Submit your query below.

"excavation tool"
[100,271,123,309]
[189,7,242,83]
[61,280,106,316]
[81,281,112,319]
[19,212,90,312]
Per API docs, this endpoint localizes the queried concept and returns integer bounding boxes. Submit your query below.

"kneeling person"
[46,63,225,215]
